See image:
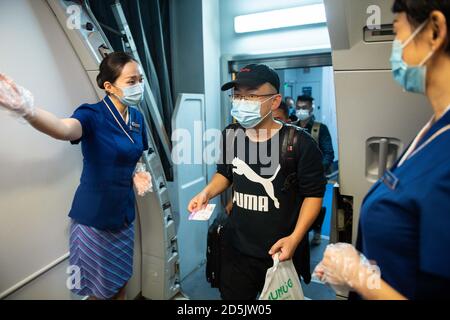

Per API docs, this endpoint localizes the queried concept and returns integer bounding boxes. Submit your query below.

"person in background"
[285,96,296,117]
[315,0,450,300]
[295,95,335,173]
[273,101,291,123]
[295,95,335,245]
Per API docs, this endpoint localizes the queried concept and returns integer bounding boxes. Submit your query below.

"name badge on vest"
[381,170,399,191]
[131,122,141,133]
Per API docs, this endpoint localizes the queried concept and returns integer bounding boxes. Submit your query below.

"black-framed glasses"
[229,93,278,102]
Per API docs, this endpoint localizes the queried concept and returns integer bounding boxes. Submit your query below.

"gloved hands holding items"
[313,243,381,295]
[133,162,153,197]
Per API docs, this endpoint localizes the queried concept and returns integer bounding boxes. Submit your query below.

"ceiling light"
[234,4,327,34]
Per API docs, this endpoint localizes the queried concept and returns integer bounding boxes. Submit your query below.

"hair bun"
[96,74,105,90]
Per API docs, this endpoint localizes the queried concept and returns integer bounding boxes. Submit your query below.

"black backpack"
[205,122,303,288]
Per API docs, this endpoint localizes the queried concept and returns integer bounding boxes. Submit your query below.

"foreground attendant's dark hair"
[392,0,450,54]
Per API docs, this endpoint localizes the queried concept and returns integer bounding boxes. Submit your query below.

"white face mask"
[114,83,145,106]
[296,109,311,121]
[231,96,274,128]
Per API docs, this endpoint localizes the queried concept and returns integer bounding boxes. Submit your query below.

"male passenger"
[294,95,335,245]
[272,101,290,123]
[188,64,326,300]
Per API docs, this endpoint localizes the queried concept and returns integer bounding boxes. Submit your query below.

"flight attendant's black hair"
[96,52,138,90]
[392,0,450,54]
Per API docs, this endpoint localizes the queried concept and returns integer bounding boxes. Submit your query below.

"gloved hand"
[0,73,35,118]
[313,243,381,295]
[133,162,153,196]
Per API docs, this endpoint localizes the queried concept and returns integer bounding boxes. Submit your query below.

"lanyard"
[103,99,134,144]
[398,105,450,167]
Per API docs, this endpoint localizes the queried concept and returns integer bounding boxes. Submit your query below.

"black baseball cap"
[221,64,280,93]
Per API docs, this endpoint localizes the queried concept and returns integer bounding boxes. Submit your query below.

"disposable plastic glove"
[133,162,153,197]
[313,243,381,295]
[0,73,35,118]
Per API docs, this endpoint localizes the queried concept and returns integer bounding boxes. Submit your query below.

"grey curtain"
[87,0,174,179]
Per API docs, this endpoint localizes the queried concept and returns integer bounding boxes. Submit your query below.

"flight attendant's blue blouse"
[358,108,450,299]
[68,95,149,230]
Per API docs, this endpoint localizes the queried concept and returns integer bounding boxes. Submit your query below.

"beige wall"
[0,0,98,299]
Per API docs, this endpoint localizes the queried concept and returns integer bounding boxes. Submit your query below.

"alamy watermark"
[66,5,82,30]
[66,265,81,290]
[367,5,382,30]
[171,123,281,176]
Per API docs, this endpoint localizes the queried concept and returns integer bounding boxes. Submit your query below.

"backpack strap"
[281,124,302,192]
[311,121,321,143]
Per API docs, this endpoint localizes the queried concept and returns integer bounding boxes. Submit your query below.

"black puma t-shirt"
[217,124,326,260]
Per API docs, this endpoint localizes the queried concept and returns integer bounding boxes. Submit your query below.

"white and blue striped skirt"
[69,221,134,299]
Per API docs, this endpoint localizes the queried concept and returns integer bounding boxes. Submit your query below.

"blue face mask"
[296,109,311,121]
[115,83,145,106]
[231,96,274,129]
[390,20,435,94]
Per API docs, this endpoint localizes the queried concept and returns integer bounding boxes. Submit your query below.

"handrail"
[0,252,70,300]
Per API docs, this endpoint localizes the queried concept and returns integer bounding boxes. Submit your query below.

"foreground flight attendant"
[315,0,450,300]
[0,52,152,300]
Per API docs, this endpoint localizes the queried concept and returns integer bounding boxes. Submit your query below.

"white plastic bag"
[259,254,304,300]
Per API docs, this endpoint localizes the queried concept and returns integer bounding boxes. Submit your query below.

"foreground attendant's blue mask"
[390,20,435,94]
[115,83,145,106]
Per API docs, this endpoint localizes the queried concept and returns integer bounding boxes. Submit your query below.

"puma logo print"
[232,157,280,210]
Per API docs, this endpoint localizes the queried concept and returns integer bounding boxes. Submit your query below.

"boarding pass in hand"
[189,204,216,221]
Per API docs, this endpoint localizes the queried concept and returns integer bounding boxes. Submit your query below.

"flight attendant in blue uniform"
[315,1,450,299]
[0,52,152,300]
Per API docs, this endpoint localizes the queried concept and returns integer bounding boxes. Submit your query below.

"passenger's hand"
[188,190,209,213]
[0,73,35,118]
[314,243,380,293]
[269,235,299,261]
